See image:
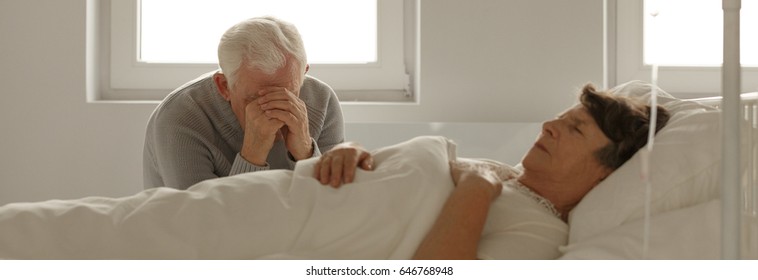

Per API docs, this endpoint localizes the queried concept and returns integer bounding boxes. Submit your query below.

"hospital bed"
[0,81,755,259]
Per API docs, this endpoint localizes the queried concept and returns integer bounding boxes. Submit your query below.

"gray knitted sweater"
[143,72,345,189]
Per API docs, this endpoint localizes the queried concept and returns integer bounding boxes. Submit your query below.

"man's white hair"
[217,16,307,89]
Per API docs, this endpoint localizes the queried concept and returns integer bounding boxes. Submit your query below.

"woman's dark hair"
[580,83,671,169]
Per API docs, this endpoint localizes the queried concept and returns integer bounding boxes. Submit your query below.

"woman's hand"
[313,142,374,188]
[449,159,503,200]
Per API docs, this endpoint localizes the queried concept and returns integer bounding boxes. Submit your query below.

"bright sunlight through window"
[644,0,757,66]
[139,0,377,64]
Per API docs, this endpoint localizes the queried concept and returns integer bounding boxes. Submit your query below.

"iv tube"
[641,8,660,259]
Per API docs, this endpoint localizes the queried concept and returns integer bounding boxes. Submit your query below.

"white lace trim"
[507,179,561,219]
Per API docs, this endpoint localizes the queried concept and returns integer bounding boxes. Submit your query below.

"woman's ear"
[213,72,232,101]
[304,64,310,74]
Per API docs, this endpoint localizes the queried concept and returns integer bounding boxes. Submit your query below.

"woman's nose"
[542,119,558,138]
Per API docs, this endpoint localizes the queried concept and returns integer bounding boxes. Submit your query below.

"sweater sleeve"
[229,153,270,175]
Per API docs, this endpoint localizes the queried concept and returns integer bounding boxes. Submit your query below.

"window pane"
[644,0,757,66]
[140,0,377,64]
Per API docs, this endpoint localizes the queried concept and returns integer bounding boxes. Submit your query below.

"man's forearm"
[240,131,276,165]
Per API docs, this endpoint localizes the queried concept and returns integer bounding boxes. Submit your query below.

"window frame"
[105,0,413,102]
[613,0,758,98]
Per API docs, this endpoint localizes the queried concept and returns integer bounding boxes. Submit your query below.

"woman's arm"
[412,161,502,259]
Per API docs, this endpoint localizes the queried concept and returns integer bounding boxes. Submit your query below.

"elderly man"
[143,16,346,189]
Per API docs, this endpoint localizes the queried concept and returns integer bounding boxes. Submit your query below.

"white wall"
[345,122,542,163]
[0,0,603,206]
[344,0,604,122]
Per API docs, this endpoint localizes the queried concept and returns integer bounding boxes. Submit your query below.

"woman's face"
[521,104,613,203]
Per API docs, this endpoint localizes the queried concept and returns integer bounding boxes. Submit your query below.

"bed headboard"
[687,92,758,259]
[686,92,758,108]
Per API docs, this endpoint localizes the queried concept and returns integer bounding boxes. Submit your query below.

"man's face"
[226,61,301,128]
[521,104,613,200]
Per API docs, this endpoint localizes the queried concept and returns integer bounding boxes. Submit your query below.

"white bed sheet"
[0,136,456,259]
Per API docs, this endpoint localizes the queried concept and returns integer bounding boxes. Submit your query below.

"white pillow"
[568,80,721,243]
[560,199,721,259]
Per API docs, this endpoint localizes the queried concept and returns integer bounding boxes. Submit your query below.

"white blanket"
[0,136,457,259]
[1,136,569,259]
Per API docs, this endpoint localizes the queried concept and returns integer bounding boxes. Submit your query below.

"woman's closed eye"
[571,125,584,135]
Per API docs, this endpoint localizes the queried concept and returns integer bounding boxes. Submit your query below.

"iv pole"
[721,0,741,260]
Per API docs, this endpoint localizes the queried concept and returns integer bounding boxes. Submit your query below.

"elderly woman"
[315,83,670,259]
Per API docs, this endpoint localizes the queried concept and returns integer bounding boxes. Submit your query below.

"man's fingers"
[264,109,298,127]
[314,147,376,188]
[313,157,323,182]
[319,156,332,185]
[342,154,360,184]
[260,100,293,111]
[359,153,374,171]
[329,155,344,188]
[257,88,296,103]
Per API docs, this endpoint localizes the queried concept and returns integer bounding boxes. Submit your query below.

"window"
[103,0,414,101]
[614,0,758,98]
[139,0,378,64]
